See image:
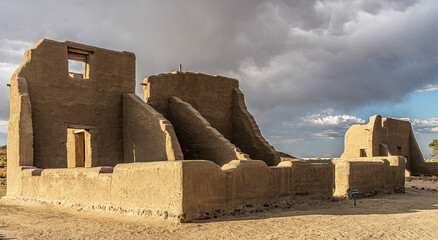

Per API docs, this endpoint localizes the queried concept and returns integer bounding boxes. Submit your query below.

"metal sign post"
[352,188,359,207]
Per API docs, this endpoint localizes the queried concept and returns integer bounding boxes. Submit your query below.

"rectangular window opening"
[397,145,402,155]
[68,47,91,79]
[360,148,367,157]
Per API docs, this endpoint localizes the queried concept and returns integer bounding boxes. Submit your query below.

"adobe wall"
[8,160,335,222]
[341,115,438,175]
[122,93,183,163]
[168,96,249,166]
[180,160,335,220]
[8,39,135,169]
[334,156,405,197]
[144,71,280,166]
[8,158,404,221]
[12,162,185,220]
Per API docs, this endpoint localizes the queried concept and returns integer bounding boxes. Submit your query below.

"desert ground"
[1,180,438,239]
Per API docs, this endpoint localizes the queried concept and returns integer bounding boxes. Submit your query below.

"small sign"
[352,188,359,198]
[352,188,359,207]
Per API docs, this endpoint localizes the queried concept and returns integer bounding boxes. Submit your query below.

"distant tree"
[430,139,438,159]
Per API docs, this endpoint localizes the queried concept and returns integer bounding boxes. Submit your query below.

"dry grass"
[281,157,331,162]
[426,159,438,162]
[0,145,6,185]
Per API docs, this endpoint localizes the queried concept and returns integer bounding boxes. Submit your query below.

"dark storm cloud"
[0,0,436,142]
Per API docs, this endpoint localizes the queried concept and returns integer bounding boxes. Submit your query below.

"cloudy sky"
[0,0,437,158]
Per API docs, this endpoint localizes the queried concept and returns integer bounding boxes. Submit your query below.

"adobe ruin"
[341,115,438,175]
[6,39,405,222]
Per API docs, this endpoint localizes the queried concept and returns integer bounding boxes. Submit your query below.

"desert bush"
[0,153,6,179]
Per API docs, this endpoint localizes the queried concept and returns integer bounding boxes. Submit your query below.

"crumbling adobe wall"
[144,71,280,166]
[341,115,438,175]
[168,96,249,166]
[8,39,135,169]
[122,93,183,163]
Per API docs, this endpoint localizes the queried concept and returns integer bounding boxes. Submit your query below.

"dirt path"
[1,180,438,239]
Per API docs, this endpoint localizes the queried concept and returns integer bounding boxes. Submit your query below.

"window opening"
[360,148,367,157]
[68,47,91,79]
[397,145,402,155]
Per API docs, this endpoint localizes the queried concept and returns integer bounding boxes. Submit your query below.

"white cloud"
[414,84,438,93]
[394,117,438,133]
[306,114,366,126]
[271,113,366,143]
[411,118,438,133]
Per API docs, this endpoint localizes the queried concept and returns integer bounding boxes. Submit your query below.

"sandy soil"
[1,180,438,240]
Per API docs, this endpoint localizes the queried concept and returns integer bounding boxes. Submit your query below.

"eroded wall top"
[145,71,238,140]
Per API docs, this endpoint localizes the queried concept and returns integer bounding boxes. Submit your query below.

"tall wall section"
[8,39,136,169]
[144,71,280,166]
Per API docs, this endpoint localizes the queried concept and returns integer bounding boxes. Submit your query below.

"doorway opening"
[67,128,92,167]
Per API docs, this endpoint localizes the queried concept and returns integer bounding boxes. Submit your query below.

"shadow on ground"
[0,226,15,240]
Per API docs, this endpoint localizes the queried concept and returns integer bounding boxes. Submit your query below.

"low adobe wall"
[8,158,404,221]
[334,156,405,197]
[8,160,334,222]
[14,163,184,220]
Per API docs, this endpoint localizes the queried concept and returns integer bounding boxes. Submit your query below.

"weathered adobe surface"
[144,71,280,166]
[10,157,405,222]
[6,39,183,197]
[168,96,249,166]
[8,39,136,169]
[11,159,336,222]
